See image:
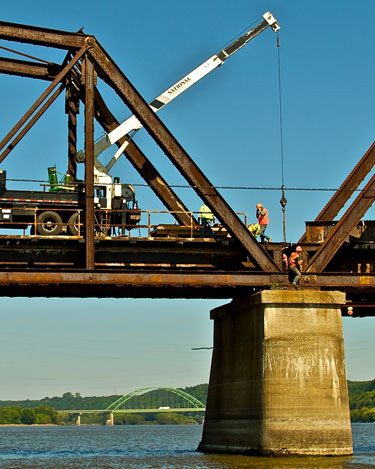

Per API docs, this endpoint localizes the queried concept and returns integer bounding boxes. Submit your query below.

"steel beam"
[66,84,79,180]
[84,54,95,270]
[0,46,87,162]
[299,140,375,243]
[0,57,198,227]
[0,21,86,49]
[0,270,375,307]
[0,84,65,162]
[0,57,60,80]
[306,173,375,273]
[92,89,198,227]
[88,44,279,272]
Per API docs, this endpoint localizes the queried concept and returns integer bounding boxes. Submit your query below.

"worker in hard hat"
[256,203,272,243]
[199,204,215,238]
[288,245,303,287]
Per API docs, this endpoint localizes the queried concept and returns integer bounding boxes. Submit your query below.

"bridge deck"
[0,234,375,315]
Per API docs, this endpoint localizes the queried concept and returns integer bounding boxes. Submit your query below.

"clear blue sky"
[0,0,374,400]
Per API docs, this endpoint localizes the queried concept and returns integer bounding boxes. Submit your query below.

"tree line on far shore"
[0,381,374,424]
[349,379,375,422]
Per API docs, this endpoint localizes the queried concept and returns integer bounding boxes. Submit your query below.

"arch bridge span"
[106,387,206,413]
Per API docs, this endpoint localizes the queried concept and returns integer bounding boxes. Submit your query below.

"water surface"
[0,423,373,468]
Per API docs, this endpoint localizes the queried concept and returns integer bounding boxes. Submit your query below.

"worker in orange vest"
[256,203,272,243]
[289,245,303,286]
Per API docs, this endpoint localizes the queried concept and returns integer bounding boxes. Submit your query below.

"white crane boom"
[75,12,279,172]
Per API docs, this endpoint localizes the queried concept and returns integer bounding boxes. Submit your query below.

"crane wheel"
[36,211,63,236]
[67,212,80,236]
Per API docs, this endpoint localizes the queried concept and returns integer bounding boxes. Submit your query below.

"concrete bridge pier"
[75,413,81,426]
[198,290,353,456]
[103,412,114,426]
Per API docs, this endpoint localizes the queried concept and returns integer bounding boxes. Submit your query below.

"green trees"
[155,412,197,425]
[21,408,35,425]
[2,381,375,423]
[348,380,375,422]
[0,405,60,425]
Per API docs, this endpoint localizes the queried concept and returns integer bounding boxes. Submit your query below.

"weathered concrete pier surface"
[198,290,353,456]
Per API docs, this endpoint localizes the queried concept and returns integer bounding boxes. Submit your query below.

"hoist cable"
[276,31,287,243]
[276,32,285,188]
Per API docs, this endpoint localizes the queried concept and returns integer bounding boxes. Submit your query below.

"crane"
[75,11,279,178]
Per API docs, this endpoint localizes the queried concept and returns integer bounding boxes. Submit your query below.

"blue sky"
[0,0,374,400]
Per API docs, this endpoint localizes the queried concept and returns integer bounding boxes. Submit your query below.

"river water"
[0,423,373,468]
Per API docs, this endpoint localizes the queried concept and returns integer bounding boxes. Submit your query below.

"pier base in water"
[198,290,353,456]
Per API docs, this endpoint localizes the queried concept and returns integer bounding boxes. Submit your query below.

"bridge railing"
[0,206,248,239]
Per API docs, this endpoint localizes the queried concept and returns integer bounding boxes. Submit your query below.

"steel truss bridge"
[58,387,206,415]
[1,21,375,315]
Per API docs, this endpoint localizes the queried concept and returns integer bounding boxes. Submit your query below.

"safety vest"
[289,252,300,268]
[257,208,269,225]
[199,205,215,221]
[248,223,261,237]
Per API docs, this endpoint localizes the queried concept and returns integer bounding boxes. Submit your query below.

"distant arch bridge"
[106,387,206,413]
[58,387,206,417]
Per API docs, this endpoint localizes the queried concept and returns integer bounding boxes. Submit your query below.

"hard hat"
[256,203,263,209]
[296,246,303,252]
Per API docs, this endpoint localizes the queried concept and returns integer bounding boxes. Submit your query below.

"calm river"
[0,423,374,468]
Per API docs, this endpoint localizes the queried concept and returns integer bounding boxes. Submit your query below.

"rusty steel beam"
[92,89,198,227]
[0,57,197,227]
[88,44,279,272]
[66,84,79,179]
[302,272,375,288]
[299,140,375,243]
[0,56,198,227]
[0,56,61,80]
[306,173,375,273]
[0,84,65,162]
[0,269,374,290]
[0,21,87,50]
[0,270,287,291]
[0,45,87,162]
[84,54,95,270]
[0,270,375,305]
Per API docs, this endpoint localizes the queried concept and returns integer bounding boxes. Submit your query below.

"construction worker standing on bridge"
[289,245,303,287]
[199,204,215,238]
[256,203,272,243]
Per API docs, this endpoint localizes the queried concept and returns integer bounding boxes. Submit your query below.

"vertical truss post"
[66,83,79,180]
[84,53,95,270]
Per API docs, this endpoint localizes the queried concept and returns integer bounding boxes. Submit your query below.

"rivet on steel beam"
[85,37,96,48]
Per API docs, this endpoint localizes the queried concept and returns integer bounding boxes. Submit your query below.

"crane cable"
[276,31,287,243]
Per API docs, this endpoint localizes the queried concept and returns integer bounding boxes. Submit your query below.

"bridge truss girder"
[304,140,375,273]
[0,20,279,273]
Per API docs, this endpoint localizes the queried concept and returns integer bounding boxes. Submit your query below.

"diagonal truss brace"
[306,171,375,273]
[89,43,279,271]
[0,57,197,227]
[0,21,279,271]
[299,140,375,243]
[92,88,197,227]
[0,45,88,163]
